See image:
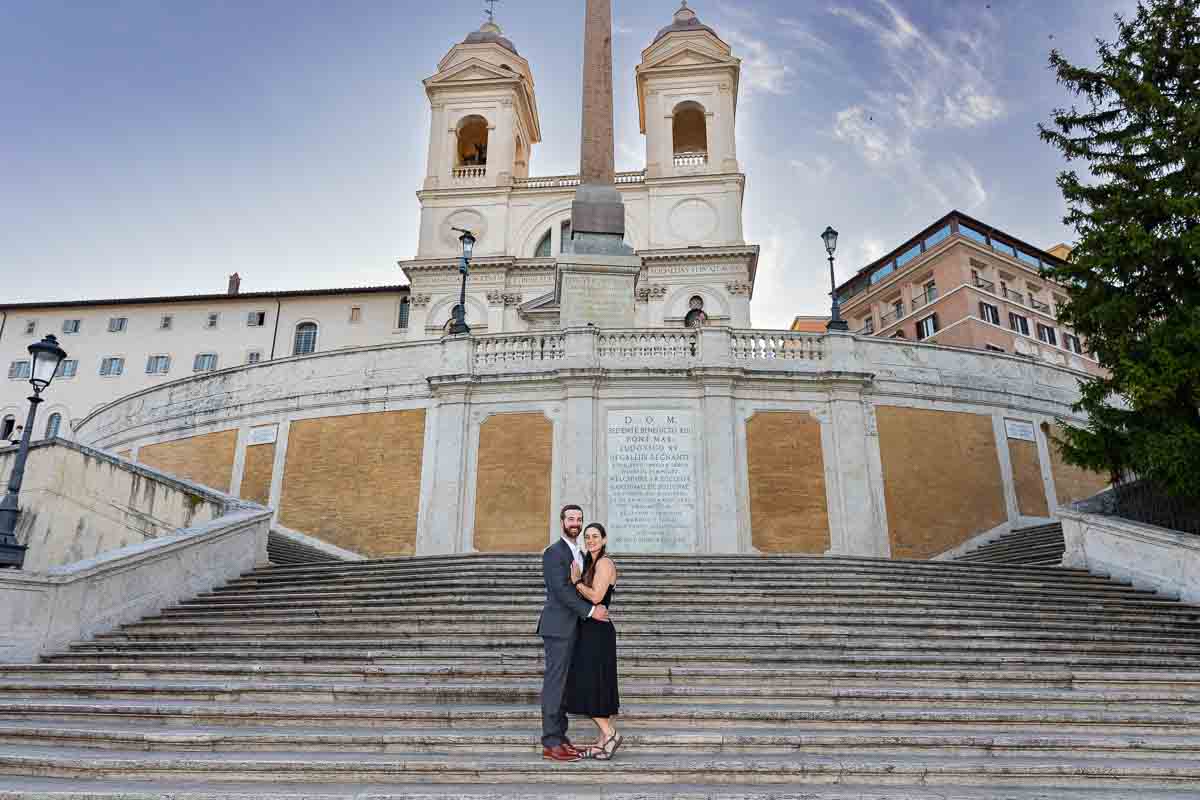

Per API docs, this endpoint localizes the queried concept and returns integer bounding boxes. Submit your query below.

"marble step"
[2,698,1195,734]
[0,721,1195,758]
[0,746,1196,787]
[959,545,1065,562]
[95,619,1200,646]
[3,776,1198,800]
[3,679,1193,711]
[9,663,1200,691]
[44,646,1195,671]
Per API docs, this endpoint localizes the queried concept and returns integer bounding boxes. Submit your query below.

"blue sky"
[0,0,1135,328]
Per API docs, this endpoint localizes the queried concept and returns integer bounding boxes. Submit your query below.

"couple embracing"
[537,504,622,762]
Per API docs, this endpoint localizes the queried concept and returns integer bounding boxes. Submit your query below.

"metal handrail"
[973,277,996,293]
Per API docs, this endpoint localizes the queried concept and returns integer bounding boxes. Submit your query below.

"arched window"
[684,295,708,328]
[45,412,62,439]
[398,298,411,329]
[456,115,489,167]
[293,322,318,356]
[534,229,552,257]
[1,415,14,441]
[672,102,708,166]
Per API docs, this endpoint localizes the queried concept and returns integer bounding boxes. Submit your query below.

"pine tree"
[1038,0,1200,498]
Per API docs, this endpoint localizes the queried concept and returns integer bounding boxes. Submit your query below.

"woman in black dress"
[565,522,622,760]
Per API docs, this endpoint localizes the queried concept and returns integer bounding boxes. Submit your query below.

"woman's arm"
[574,558,615,604]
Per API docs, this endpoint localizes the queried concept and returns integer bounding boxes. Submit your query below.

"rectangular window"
[1016,250,1041,268]
[959,224,988,244]
[925,225,951,249]
[108,317,127,333]
[398,299,410,329]
[247,351,262,365]
[247,311,267,327]
[985,344,1006,353]
[99,357,125,377]
[193,353,218,372]
[55,360,78,378]
[895,243,922,268]
[1036,323,1057,346]
[349,306,362,323]
[62,319,81,335]
[205,313,220,329]
[1009,313,1030,336]
[869,261,896,285]
[8,361,31,380]
[160,315,174,330]
[916,314,939,341]
[1063,333,1083,354]
[145,355,171,374]
[979,302,1000,325]
[23,320,36,335]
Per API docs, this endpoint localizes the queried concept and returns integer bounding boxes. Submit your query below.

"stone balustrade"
[451,166,487,183]
[513,170,645,189]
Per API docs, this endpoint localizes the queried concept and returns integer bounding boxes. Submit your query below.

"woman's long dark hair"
[579,522,608,587]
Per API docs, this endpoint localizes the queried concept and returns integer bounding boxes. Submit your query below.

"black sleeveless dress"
[565,581,619,717]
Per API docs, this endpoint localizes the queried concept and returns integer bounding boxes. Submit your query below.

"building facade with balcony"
[403,5,757,336]
[835,211,1101,376]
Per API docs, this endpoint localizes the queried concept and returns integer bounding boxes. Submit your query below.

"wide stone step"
[3,679,1193,711]
[152,598,1200,625]
[43,646,1194,671]
[11,662,1200,691]
[3,777,1198,800]
[135,608,1200,636]
[63,633,1200,658]
[96,620,1200,646]
[961,540,1065,558]
[960,546,1065,562]
[0,720,1195,758]
[1,745,1196,787]
[3,699,1194,734]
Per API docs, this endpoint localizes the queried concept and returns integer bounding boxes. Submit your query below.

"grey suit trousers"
[540,630,577,747]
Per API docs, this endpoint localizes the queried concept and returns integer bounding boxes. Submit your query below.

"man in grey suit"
[538,504,610,761]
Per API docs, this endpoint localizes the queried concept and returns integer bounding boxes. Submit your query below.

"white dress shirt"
[562,535,595,618]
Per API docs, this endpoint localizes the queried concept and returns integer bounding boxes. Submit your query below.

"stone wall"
[138,430,238,494]
[73,330,1097,559]
[473,412,554,552]
[1008,438,1049,518]
[278,410,425,557]
[876,406,1008,560]
[1045,423,1111,506]
[745,411,829,553]
[0,441,227,572]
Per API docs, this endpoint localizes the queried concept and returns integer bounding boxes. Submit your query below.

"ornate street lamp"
[822,225,848,332]
[0,334,68,568]
[449,227,476,335]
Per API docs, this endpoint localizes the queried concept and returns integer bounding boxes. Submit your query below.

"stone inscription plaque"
[606,411,696,553]
[561,272,635,328]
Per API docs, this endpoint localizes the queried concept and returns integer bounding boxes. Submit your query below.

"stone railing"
[731,331,826,361]
[673,152,708,168]
[452,166,487,183]
[597,330,698,360]
[513,170,646,190]
[474,332,565,367]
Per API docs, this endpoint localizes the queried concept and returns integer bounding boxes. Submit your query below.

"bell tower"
[636,2,741,178]
[422,17,541,190]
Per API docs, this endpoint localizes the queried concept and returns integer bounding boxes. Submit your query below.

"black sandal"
[593,731,623,761]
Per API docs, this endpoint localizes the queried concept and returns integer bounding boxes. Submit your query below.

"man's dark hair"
[560,504,583,521]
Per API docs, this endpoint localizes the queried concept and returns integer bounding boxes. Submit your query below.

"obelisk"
[556,0,640,326]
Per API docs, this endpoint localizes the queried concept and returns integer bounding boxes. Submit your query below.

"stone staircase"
[0,552,1198,798]
[955,523,1067,566]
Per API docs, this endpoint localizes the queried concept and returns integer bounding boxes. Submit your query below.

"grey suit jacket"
[536,538,594,638]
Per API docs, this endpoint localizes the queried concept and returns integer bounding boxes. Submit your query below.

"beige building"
[0,280,410,439]
[835,211,1101,376]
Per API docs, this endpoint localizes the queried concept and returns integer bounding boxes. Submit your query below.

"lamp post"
[0,334,68,569]
[822,225,848,332]
[449,227,476,335]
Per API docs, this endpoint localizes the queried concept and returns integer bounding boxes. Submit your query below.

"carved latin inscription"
[606,411,697,553]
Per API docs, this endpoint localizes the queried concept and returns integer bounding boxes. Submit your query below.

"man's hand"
[591,605,610,622]
[570,562,582,584]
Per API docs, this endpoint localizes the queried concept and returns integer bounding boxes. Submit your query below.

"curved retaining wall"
[74,328,1109,559]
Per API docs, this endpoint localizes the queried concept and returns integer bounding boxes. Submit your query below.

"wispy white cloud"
[722,28,791,96]
[833,106,910,164]
[613,20,634,36]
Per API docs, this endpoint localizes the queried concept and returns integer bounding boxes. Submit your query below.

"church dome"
[464,20,519,55]
[653,1,718,43]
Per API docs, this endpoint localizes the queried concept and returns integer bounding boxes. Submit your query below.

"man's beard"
[563,524,582,538]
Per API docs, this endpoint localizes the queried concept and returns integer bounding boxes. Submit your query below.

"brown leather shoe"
[542,744,582,762]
